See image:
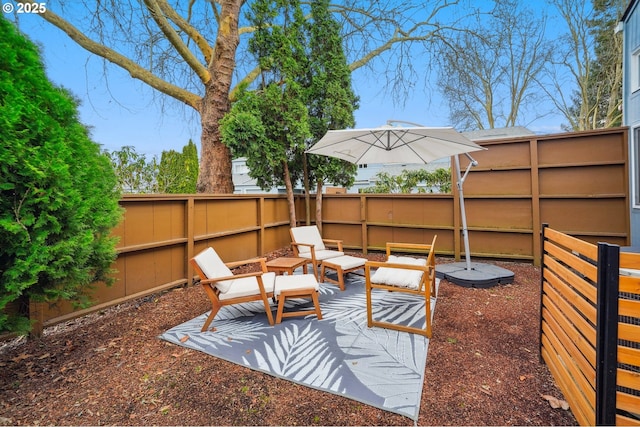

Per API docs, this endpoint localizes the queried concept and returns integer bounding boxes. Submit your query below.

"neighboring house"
[463,126,535,141]
[231,157,448,194]
[348,160,448,193]
[231,159,280,194]
[621,0,640,246]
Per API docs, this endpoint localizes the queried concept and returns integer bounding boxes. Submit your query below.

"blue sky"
[5,2,567,159]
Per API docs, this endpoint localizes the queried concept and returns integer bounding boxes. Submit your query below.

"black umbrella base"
[436,262,514,288]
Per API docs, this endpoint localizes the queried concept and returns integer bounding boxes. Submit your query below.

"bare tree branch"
[156,0,214,66]
[18,0,202,109]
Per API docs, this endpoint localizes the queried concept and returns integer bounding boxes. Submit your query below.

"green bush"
[0,16,122,334]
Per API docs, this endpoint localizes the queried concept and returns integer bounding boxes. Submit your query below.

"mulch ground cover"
[0,249,577,426]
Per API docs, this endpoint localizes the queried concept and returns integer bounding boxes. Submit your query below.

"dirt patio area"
[0,250,577,426]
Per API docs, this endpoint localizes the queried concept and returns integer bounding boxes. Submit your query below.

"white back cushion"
[291,226,325,254]
[370,255,427,290]
[194,247,234,293]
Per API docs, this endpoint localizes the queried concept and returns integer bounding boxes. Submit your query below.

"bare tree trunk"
[196,0,240,194]
[302,154,311,225]
[315,180,323,235]
[283,161,297,228]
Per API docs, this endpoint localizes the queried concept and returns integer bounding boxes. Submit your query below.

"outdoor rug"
[159,272,438,421]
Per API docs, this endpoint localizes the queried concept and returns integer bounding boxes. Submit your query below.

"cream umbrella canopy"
[305,125,485,165]
[307,122,513,287]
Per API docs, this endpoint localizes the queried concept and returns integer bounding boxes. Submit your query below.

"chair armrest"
[224,257,268,272]
[291,242,316,259]
[199,270,265,284]
[224,257,267,269]
[365,260,430,272]
[291,242,314,249]
[322,239,343,251]
[386,242,433,253]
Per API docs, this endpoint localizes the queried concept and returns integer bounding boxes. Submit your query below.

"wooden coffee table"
[266,257,309,275]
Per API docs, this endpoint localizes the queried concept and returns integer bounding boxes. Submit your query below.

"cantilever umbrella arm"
[454,152,479,271]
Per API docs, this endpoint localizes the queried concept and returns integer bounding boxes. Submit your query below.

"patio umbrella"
[307,123,513,287]
[305,125,485,165]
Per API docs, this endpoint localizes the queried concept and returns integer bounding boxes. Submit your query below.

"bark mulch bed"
[0,249,577,426]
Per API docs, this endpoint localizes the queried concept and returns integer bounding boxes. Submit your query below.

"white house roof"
[462,126,535,141]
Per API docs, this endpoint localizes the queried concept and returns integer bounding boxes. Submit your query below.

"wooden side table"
[266,257,309,275]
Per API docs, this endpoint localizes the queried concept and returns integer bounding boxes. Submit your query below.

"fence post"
[186,197,195,284]
[595,242,619,426]
[28,299,44,338]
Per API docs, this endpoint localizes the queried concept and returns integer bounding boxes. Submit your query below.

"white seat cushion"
[323,255,366,269]
[298,249,344,261]
[370,255,427,290]
[194,248,235,293]
[274,274,319,297]
[218,272,276,300]
[291,226,326,254]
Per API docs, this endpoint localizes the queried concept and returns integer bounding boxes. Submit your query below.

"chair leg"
[261,294,275,326]
[201,304,221,332]
[276,296,286,324]
[311,291,322,320]
[337,266,345,291]
[365,268,373,327]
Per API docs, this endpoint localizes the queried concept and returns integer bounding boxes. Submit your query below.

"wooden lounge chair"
[290,225,344,279]
[190,247,276,331]
[364,236,437,338]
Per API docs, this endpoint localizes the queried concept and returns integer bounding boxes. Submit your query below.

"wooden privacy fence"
[317,127,629,261]
[7,127,631,335]
[540,225,640,426]
[27,194,294,334]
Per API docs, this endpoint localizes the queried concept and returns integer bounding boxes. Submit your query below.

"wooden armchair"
[290,225,344,278]
[190,247,276,332]
[364,236,437,338]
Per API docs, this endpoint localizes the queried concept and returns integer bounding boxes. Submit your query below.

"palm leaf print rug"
[160,273,438,421]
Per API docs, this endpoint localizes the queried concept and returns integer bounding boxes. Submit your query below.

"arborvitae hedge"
[0,16,122,334]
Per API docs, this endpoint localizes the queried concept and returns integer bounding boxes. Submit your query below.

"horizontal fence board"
[540,199,628,234]
[616,392,640,419]
[620,276,640,293]
[539,164,626,195]
[618,345,640,366]
[616,413,640,426]
[619,298,640,317]
[616,416,640,426]
[620,251,640,269]
[617,368,640,390]
[619,322,640,342]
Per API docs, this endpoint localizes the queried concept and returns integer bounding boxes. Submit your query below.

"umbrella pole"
[454,154,477,271]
